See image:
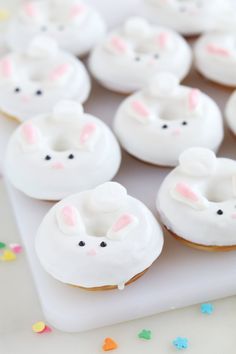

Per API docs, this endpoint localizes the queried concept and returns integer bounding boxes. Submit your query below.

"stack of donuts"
[2,0,236,291]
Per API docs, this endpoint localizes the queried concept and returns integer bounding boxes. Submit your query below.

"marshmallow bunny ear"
[155,32,173,50]
[88,182,128,213]
[69,1,88,24]
[179,148,216,177]
[148,72,179,98]
[78,122,99,151]
[20,1,47,23]
[187,89,202,114]
[0,57,13,79]
[56,205,85,235]
[19,122,42,150]
[124,17,151,38]
[107,213,139,240]
[48,63,73,85]
[170,182,209,210]
[128,100,155,124]
[206,43,230,57]
[52,100,84,122]
[105,35,130,55]
[27,36,59,58]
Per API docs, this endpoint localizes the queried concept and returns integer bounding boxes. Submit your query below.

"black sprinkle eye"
[35,90,43,96]
[100,241,107,248]
[154,53,159,59]
[182,121,188,126]
[68,154,74,159]
[78,241,85,247]
[162,124,168,129]
[135,56,141,61]
[217,209,223,215]
[45,155,51,161]
[41,25,47,31]
[14,87,21,93]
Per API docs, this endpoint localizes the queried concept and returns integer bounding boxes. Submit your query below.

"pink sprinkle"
[9,243,22,254]
[131,100,150,118]
[189,89,200,111]
[206,44,230,57]
[41,326,52,334]
[110,36,127,53]
[112,214,134,233]
[80,123,96,144]
[1,58,12,77]
[21,123,38,145]
[157,32,169,49]
[50,64,70,81]
[70,3,85,17]
[61,206,77,226]
[24,2,37,18]
[175,182,199,202]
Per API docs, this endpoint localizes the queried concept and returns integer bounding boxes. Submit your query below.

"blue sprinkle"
[173,337,189,350]
[201,303,214,315]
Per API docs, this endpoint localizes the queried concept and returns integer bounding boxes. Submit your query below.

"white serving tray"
[2,0,236,333]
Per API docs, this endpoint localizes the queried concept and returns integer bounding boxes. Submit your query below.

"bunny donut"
[0,36,91,122]
[35,182,164,290]
[156,148,236,251]
[113,73,223,166]
[225,90,236,135]
[143,0,231,36]
[5,101,121,200]
[194,31,236,87]
[7,0,106,57]
[89,17,192,93]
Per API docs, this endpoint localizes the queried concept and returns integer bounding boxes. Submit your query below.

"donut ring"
[35,182,164,290]
[7,0,106,56]
[113,73,223,166]
[5,101,121,200]
[0,36,91,122]
[89,17,192,93]
[157,147,236,249]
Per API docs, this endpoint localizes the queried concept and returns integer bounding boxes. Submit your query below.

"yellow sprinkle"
[32,321,46,333]
[0,9,10,21]
[0,250,16,261]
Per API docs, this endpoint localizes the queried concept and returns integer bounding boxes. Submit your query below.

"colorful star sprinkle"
[9,243,23,254]
[0,250,16,261]
[138,329,152,340]
[201,303,214,315]
[173,337,189,350]
[102,337,118,351]
[32,321,52,334]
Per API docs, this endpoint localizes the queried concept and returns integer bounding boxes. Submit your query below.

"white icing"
[35,182,164,288]
[225,90,236,135]
[156,147,236,247]
[194,31,236,87]
[6,0,107,57]
[89,17,192,93]
[113,74,223,166]
[143,0,232,36]
[0,36,91,121]
[5,101,121,200]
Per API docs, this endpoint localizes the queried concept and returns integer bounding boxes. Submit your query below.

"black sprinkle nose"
[78,241,85,247]
[14,87,21,93]
[162,124,168,129]
[135,56,141,61]
[45,155,51,161]
[58,25,64,31]
[182,121,188,126]
[35,90,43,96]
[217,209,223,215]
[100,241,107,248]
[68,154,74,159]
[41,25,47,31]
[154,53,159,59]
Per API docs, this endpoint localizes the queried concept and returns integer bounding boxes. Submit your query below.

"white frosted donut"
[194,31,236,87]
[35,182,164,289]
[5,101,121,200]
[156,147,236,248]
[0,36,91,122]
[113,73,223,166]
[142,0,231,36]
[89,17,192,93]
[6,0,106,57]
[225,90,236,135]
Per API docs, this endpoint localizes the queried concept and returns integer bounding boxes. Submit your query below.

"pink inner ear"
[49,64,70,82]
[206,44,230,57]
[23,2,38,18]
[188,89,200,111]
[80,123,96,144]
[112,214,134,233]
[110,36,127,54]
[131,100,150,119]
[70,3,86,18]
[156,32,169,49]
[1,58,12,77]
[21,122,38,145]
[175,182,199,202]
[61,206,77,227]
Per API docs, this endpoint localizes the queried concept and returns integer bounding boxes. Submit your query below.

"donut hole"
[160,105,190,121]
[204,177,235,202]
[50,138,73,152]
[85,220,110,237]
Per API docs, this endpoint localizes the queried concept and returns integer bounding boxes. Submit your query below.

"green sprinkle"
[0,242,6,249]
[138,329,152,340]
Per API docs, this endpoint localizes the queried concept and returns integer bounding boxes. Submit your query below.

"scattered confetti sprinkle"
[32,321,46,333]
[173,337,189,350]
[0,242,6,249]
[0,250,16,261]
[102,337,118,351]
[138,329,152,340]
[0,9,10,21]
[201,303,214,314]
[9,243,22,254]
